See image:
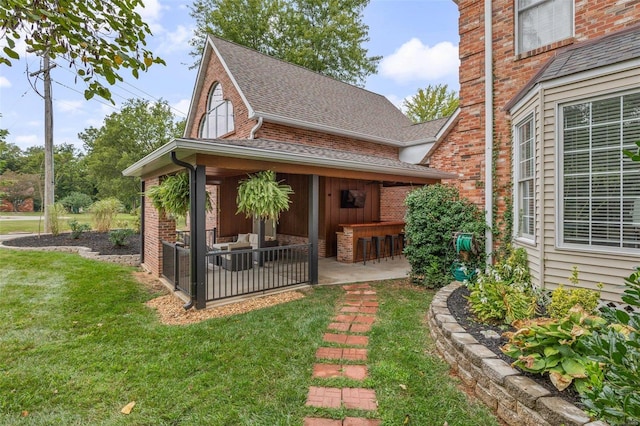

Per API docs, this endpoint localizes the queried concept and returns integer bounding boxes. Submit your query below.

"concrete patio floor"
[317,256,410,285]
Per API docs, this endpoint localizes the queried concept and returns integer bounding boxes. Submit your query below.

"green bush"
[580,267,640,425]
[501,306,606,393]
[108,228,134,247]
[548,267,601,319]
[59,192,93,214]
[90,198,123,232]
[404,184,486,288]
[466,247,538,324]
[68,220,91,239]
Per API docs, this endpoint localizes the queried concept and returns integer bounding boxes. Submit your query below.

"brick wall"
[379,186,417,222]
[143,176,176,276]
[430,0,640,230]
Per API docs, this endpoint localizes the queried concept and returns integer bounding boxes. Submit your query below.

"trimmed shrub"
[404,184,486,288]
[109,228,134,247]
[548,267,601,319]
[68,220,91,239]
[59,192,93,214]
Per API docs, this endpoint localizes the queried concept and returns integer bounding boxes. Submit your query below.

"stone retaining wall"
[428,282,607,426]
[0,244,140,267]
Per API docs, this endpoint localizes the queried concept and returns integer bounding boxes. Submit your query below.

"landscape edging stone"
[0,243,140,266]
[428,282,608,426]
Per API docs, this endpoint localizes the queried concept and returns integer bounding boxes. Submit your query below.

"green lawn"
[0,250,498,425]
[0,213,137,234]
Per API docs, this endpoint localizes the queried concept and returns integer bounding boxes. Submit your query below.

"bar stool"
[356,237,373,265]
[371,235,387,262]
[386,234,402,260]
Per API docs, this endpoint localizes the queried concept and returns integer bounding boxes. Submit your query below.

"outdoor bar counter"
[336,221,405,263]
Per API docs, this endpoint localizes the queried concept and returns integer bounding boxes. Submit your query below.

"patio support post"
[308,174,319,284]
[194,165,207,309]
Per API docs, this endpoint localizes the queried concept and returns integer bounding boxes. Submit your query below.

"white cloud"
[15,134,39,149]
[171,98,191,117]
[0,76,11,88]
[136,0,166,34]
[156,25,194,56]
[380,38,459,84]
[56,100,85,114]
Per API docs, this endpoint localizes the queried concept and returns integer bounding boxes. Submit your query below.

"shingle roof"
[122,137,458,180]
[209,36,438,145]
[506,25,640,111]
[195,137,457,177]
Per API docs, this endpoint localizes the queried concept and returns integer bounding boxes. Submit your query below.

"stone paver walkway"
[304,283,381,426]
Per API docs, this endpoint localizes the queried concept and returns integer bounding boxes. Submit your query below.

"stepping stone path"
[304,283,382,426]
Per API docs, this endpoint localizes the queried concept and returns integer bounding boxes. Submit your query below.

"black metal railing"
[161,242,311,304]
[205,244,310,302]
[161,240,191,296]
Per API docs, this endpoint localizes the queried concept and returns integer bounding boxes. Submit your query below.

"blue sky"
[0,0,459,152]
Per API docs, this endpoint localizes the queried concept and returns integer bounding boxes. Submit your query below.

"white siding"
[512,93,542,288]
[540,67,640,301]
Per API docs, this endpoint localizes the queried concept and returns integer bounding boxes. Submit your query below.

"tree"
[1,0,164,102]
[81,99,184,210]
[189,0,380,86]
[0,171,40,211]
[403,84,459,123]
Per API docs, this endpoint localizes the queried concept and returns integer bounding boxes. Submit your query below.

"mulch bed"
[447,285,583,407]
[3,231,140,256]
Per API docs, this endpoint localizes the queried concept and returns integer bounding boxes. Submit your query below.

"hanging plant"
[236,170,293,221]
[146,171,211,219]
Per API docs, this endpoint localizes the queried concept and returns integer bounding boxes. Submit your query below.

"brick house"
[124,36,456,307]
[427,1,640,300]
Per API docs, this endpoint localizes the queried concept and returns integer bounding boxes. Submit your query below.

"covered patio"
[124,138,455,309]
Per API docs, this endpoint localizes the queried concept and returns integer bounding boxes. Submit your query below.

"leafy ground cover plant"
[404,184,485,288]
[108,228,134,247]
[501,306,607,393]
[68,220,91,239]
[548,267,601,319]
[580,267,640,425]
[466,247,539,324]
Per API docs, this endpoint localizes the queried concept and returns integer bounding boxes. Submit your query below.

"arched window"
[199,83,234,138]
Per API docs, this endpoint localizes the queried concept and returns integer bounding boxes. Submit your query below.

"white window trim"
[200,82,235,139]
[515,0,574,55]
[513,113,536,244]
[556,90,640,255]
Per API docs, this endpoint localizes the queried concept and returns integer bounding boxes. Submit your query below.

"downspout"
[249,116,263,139]
[170,151,197,310]
[484,0,494,265]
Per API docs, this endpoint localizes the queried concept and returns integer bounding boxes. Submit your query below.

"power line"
[51,57,189,117]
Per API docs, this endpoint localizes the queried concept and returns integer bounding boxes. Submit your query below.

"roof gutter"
[249,116,263,139]
[169,151,197,311]
[484,0,494,264]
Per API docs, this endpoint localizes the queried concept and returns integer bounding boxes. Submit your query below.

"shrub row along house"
[125,0,640,307]
[425,0,640,302]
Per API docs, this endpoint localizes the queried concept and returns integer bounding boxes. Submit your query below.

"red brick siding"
[143,177,176,276]
[257,122,399,159]
[432,0,640,222]
[380,186,417,222]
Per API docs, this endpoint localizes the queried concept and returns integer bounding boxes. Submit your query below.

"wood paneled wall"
[219,175,252,238]
[323,177,380,257]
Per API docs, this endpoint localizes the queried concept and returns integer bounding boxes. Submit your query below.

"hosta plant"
[580,267,640,425]
[501,305,607,392]
[466,247,538,324]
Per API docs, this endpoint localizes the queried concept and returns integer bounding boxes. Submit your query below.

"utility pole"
[30,52,56,233]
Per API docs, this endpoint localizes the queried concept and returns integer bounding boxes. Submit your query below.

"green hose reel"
[451,232,477,281]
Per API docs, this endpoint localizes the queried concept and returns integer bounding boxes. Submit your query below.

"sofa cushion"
[237,233,250,243]
[228,241,251,250]
[248,233,259,245]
